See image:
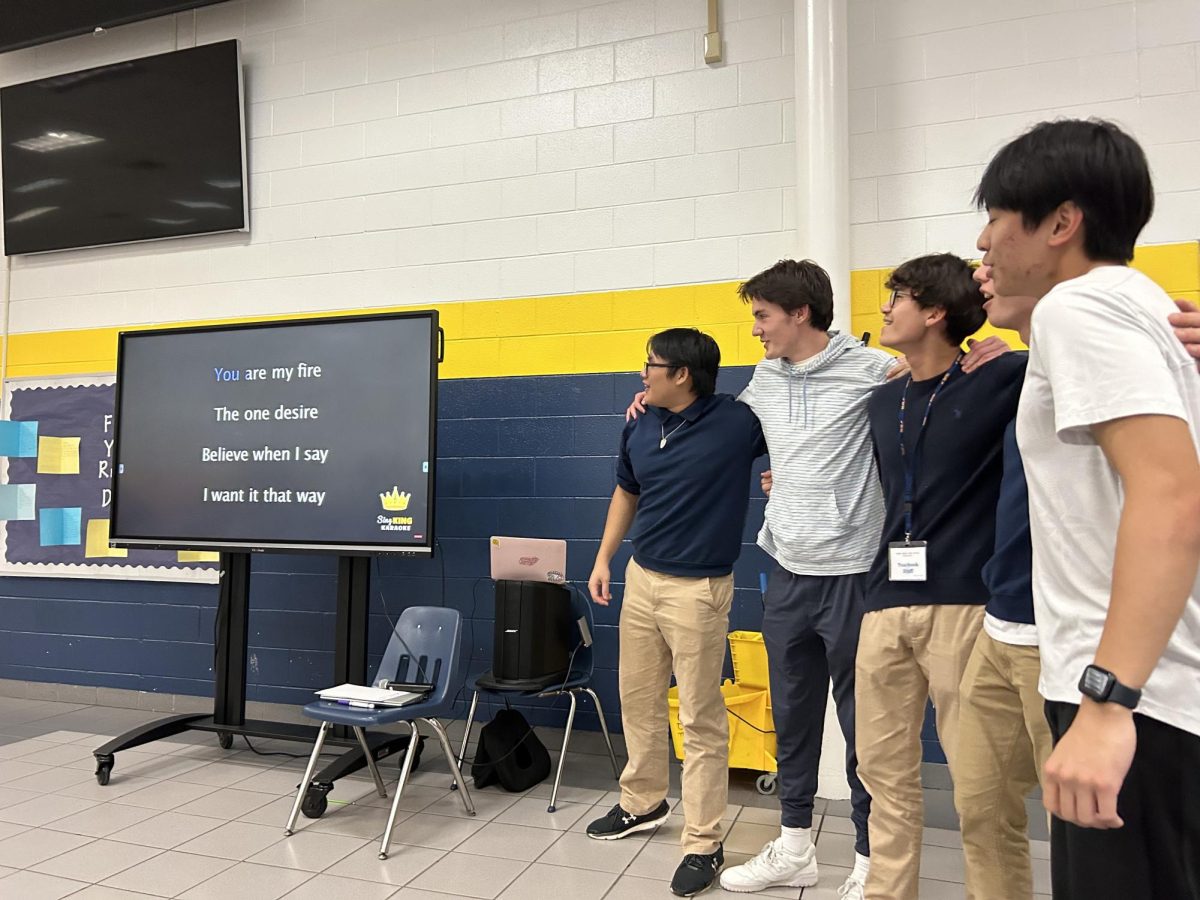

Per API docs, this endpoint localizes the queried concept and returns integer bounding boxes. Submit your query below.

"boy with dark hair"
[855,252,1027,900]
[586,328,767,897]
[960,268,1200,900]
[719,258,895,897]
[977,118,1200,900]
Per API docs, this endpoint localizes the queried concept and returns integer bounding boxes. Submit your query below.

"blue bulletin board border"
[1,375,218,583]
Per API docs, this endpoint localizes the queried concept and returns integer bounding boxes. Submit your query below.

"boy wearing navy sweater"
[855,253,1027,900]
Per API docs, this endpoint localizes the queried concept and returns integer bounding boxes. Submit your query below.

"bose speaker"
[482,580,572,691]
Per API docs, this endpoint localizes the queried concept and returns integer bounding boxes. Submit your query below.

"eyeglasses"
[882,289,916,312]
[641,360,677,375]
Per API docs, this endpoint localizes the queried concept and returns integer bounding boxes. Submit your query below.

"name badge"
[888,541,928,582]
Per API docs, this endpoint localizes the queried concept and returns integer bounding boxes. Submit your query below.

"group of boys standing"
[583,118,1200,900]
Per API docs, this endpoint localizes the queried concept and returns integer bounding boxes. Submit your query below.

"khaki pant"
[618,558,732,855]
[956,629,1054,900]
[855,603,985,900]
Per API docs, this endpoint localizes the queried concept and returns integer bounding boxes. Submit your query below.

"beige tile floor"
[0,696,1051,899]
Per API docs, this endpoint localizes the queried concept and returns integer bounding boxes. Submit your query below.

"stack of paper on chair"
[315,684,424,707]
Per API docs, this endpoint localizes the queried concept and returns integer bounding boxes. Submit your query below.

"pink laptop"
[489,536,567,584]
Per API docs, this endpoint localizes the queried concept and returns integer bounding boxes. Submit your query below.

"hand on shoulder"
[960,335,1011,373]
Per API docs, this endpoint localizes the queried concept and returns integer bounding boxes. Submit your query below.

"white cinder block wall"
[848,0,1200,268]
[0,0,800,335]
[3,0,1198,335]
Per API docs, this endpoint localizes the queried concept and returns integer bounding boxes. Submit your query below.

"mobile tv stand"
[92,553,421,816]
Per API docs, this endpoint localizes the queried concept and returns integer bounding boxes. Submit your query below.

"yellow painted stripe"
[849,241,1200,354]
[7,282,753,380]
[9,241,1197,379]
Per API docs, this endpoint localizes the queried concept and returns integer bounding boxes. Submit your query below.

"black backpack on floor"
[471,708,551,792]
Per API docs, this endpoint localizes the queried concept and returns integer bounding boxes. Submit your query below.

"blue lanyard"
[898,353,963,542]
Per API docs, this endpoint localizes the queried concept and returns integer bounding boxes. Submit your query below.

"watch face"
[1083,667,1110,696]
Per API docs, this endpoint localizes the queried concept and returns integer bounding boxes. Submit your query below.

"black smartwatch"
[1079,665,1141,710]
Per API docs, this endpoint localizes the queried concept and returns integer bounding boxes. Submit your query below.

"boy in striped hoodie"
[720,260,896,897]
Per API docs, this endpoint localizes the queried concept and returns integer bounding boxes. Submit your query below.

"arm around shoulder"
[731,399,768,457]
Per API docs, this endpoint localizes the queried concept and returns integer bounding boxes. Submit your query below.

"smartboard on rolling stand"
[93,310,443,797]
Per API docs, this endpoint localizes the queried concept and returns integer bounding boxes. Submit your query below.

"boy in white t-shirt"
[976,118,1200,900]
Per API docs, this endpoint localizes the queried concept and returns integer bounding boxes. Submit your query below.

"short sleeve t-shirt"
[1017,265,1200,737]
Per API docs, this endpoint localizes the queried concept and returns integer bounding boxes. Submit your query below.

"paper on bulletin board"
[1,375,218,583]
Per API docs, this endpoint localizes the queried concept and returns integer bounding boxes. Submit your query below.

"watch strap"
[1106,677,1141,710]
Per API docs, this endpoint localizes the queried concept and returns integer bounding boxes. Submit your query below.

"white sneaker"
[837,873,866,899]
[719,837,818,892]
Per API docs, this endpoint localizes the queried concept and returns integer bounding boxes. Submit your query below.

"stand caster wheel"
[94,754,114,786]
[755,773,778,795]
[301,782,332,819]
[217,732,234,750]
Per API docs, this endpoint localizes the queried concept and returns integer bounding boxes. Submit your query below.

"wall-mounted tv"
[109,311,440,555]
[1,39,247,256]
[0,1,230,54]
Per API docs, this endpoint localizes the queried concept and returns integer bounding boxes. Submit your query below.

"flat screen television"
[109,311,440,555]
[0,39,247,256]
[1,2,230,54]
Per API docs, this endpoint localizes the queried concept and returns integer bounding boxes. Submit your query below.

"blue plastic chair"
[455,588,619,812]
[284,606,475,859]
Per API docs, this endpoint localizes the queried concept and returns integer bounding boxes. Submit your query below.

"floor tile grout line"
[0,826,99,873]
[30,836,172,893]
[105,850,239,898]
[157,849,312,900]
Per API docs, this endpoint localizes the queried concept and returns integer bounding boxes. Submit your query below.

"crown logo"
[380,486,411,511]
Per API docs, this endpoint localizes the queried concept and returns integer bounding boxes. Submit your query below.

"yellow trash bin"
[667,679,776,774]
[728,630,770,690]
[665,631,779,794]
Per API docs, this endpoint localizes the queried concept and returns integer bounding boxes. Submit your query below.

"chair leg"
[584,686,621,779]
[379,720,420,860]
[426,717,475,816]
[548,691,578,813]
[353,726,387,799]
[455,690,479,776]
[285,721,330,835]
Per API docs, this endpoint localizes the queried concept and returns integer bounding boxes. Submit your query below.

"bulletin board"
[0,375,218,582]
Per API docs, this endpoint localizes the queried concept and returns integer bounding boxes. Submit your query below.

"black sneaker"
[671,844,724,897]
[585,800,670,840]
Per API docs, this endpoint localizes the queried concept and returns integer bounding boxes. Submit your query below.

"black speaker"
[480,579,572,691]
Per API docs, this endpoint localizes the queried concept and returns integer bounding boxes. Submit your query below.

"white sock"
[778,826,812,855]
[851,852,870,882]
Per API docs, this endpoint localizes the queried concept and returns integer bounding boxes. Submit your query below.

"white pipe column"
[794,0,854,802]
[794,0,851,334]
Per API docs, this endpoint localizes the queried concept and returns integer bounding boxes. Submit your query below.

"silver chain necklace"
[659,420,686,449]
